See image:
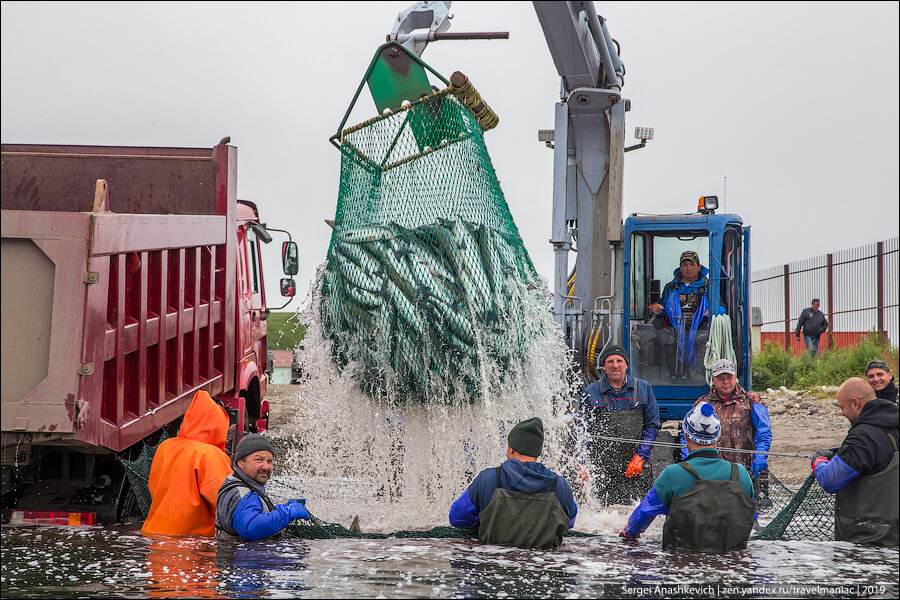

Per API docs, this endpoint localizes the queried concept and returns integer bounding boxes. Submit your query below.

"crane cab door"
[624,220,749,418]
[626,231,711,391]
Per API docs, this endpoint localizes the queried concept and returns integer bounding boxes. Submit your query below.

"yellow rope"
[449,71,499,131]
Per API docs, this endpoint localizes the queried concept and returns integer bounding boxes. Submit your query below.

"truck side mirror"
[282,241,299,276]
[649,279,661,305]
[281,278,296,297]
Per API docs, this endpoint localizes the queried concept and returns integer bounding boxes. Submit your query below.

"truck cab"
[623,208,751,420]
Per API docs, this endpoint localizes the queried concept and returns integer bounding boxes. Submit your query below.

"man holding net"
[620,402,756,552]
[680,358,772,505]
[811,377,898,546]
[449,417,578,549]
[578,345,660,504]
[215,434,312,541]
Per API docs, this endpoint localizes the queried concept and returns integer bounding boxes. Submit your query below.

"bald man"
[812,377,898,546]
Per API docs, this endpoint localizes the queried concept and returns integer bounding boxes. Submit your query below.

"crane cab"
[623,209,751,420]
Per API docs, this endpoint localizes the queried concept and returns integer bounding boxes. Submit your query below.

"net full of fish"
[321,92,542,403]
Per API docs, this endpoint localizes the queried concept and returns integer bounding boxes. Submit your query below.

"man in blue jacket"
[649,250,721,379]
[449,417,578,549]
[621,402,756,552]
[215,434,311,541]
[579,345,661,504]
[812,377,898,546]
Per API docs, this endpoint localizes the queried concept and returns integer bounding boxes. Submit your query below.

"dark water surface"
[2,524,897,598]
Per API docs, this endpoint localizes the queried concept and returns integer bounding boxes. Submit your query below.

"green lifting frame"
[330,42,450,149]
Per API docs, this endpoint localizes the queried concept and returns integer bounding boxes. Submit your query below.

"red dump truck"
[0,140,298,523]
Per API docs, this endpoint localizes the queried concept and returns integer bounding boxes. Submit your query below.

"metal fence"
[751,237,899,352]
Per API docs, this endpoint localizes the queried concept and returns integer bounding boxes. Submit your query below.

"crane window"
[628,232,711,387]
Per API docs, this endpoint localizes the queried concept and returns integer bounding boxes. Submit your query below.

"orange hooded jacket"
[141,390,232,536]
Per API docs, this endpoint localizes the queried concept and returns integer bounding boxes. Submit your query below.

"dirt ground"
[762,386,849,485]
[263,383,850,487]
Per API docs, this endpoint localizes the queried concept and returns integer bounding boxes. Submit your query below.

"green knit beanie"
[508,417,544,457]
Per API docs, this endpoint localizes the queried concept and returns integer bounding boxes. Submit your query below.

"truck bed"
[1,143,238,452]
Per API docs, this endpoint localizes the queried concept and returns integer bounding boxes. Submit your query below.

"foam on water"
[272,269,625,533]
[2,525,897,598]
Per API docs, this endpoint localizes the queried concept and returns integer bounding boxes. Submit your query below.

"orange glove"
[625,454,644,479]
[575,464,591,483]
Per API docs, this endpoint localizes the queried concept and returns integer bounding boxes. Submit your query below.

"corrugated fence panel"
[752,237,899,351]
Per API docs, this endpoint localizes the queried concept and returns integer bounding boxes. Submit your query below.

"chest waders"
[589,407,651,505]
[835,433,899,547]
[477,467,571,549]
[662,461,755,552]
[214,479,283,542]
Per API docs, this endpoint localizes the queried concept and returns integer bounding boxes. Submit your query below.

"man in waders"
[681,359,773,506]
[448,417,578,549]
[812,377,899,546]
[215,434,311,541]
[620,402,756,552]
[141,390,232,536]
[578,345,660,505]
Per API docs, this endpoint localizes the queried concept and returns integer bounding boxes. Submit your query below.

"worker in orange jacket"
[141,390,232,536]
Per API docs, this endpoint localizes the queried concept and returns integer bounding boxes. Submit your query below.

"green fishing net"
[320,90,542,404]
[284,471,835,543]
[118,431,171,518]
[285,517,597,540]
[121,435,834,541]
[753,471,835,541]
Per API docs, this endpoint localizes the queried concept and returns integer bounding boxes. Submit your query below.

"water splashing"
[273,267,616,533]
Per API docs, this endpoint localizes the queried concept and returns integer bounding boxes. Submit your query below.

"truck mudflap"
[256,399,270,434]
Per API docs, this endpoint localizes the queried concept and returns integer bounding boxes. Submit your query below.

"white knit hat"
[683,402,721,446]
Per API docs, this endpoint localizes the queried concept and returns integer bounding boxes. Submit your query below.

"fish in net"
[321,89,542,404]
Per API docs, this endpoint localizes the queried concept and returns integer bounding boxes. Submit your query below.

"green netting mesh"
[285,516,597,540]
[120,438,834,541]
[119,431,171,518]
[321,89,541,403]
[284,472,835,542]
[753,471,835,541]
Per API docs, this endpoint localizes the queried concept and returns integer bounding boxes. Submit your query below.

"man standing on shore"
[795,298,828,356]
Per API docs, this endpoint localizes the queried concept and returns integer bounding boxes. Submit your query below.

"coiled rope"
[449,71,499,131]
[704,313,737,384]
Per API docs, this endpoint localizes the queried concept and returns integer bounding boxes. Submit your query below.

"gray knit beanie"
[600,344,629,366]
[234,433,275,462]
[508,417,544,457]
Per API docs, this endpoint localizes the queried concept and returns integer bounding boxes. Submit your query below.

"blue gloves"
[285,498,310,521]
[750,454,768,478]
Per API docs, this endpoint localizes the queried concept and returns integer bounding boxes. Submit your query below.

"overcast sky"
[3,1,898,307]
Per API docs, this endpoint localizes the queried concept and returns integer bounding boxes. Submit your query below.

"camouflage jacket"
[694,386,767,468]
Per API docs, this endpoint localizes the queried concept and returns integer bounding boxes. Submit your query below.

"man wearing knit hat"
[215,433,311,541]
[579,345,660,504]
[621,402,756,552]
[449,417,578,549]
